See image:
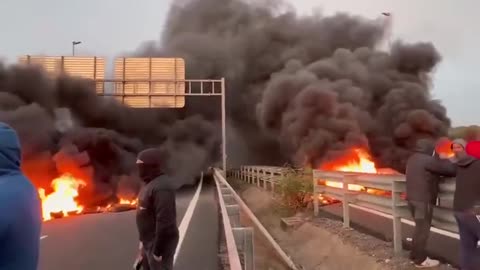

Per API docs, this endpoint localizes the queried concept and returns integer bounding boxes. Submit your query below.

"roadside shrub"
[278,167,313,210]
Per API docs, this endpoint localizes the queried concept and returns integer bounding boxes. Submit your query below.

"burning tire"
[49,211,64,219]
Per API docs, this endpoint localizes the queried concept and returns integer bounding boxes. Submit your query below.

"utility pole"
[72,41,82,56]
[221,77,227,173]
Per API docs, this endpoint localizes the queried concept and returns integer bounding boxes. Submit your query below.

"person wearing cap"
[405,138,446,267]
[135,148,178,270]
[448,139,480,270]
[0,123,42,270]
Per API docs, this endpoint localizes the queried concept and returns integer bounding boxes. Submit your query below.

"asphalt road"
[39,179,219,270]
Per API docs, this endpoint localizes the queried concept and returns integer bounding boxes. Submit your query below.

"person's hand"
[133,243,144,270]
[152,254,163,262]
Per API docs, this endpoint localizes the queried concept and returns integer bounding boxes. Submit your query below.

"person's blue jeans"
[454,211,480,270]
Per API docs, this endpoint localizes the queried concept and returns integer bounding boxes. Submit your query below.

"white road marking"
[173,174,204,264]
[40,235,48,240]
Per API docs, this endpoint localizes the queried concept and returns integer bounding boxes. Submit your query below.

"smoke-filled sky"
[0,0,477,126]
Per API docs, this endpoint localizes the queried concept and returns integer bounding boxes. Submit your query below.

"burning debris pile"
[38,174,85,221]
[0,65,219,221]
[315,147,400,205]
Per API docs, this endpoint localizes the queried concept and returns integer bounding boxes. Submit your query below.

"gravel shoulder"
[230,179,457,270]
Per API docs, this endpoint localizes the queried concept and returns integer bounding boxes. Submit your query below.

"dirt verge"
[231,180,456,270]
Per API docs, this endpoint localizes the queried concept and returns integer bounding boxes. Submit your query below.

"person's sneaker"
[415,257,440,268]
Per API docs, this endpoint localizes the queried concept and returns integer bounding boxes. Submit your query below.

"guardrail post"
[251,167,254,185]
[244,228,254,270]
[233,227,255,270]
[392,180,403,255]
[342,175,352,228]
[223,194,236,205]
[257,168,260,187]
[280,172,285,198]
[313,175,319,217]
[226,205,241,227]
[270,171,275,192]
[250,167,255,184]
[221,187,231,196]
[263,169,267,189]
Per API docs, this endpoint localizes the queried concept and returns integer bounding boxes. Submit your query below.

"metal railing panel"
[234,166,462,257]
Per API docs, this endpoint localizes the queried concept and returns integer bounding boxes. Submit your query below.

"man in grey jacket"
[405,138,443,268]
[448,139,480,270]
[135,148,178,270]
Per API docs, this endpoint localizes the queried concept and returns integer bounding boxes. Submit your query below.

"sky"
[0,0,477,126]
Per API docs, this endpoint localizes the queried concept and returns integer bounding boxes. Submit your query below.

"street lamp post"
[381,12,393,50]
[72,41,82,56]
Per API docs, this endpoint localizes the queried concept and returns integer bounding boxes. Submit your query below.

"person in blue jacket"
[0,122,42,270]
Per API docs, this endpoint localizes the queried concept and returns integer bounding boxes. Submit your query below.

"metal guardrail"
[214,169,254,270]
[231,166,460,256]
[231,166,292,192]
[218,168,300,270]
[313,170,407,254]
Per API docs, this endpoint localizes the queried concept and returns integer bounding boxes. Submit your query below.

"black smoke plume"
[0,64,219,206]
[0,0,450,205]
[137,0,449,172]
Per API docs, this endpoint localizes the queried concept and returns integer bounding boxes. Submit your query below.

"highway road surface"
[39,177,219,270]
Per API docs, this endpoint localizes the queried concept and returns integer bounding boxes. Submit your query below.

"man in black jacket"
[135,148,178,270]
[405,138,442,268]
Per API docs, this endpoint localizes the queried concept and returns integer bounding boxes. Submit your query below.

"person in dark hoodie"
[405,138,444,268]
[437,138,480,270]
[135,148,178,270]
[0,122,42,270]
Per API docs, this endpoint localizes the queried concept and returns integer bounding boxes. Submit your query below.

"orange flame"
[118,198,138,206]
[319,148,398,195]
[321,148,377,174]
[435,137,454,158]
[324,181,364,191]
[321,148,376,191]
[39,174,85,221]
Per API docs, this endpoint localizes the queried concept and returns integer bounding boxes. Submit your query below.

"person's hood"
[414,138,435,155]
[451,138,467,149]
[449,138,477,166]
[0,123,22,175]
[151,174,175,190]
[137,148,166,183]
[455,154,477,167]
